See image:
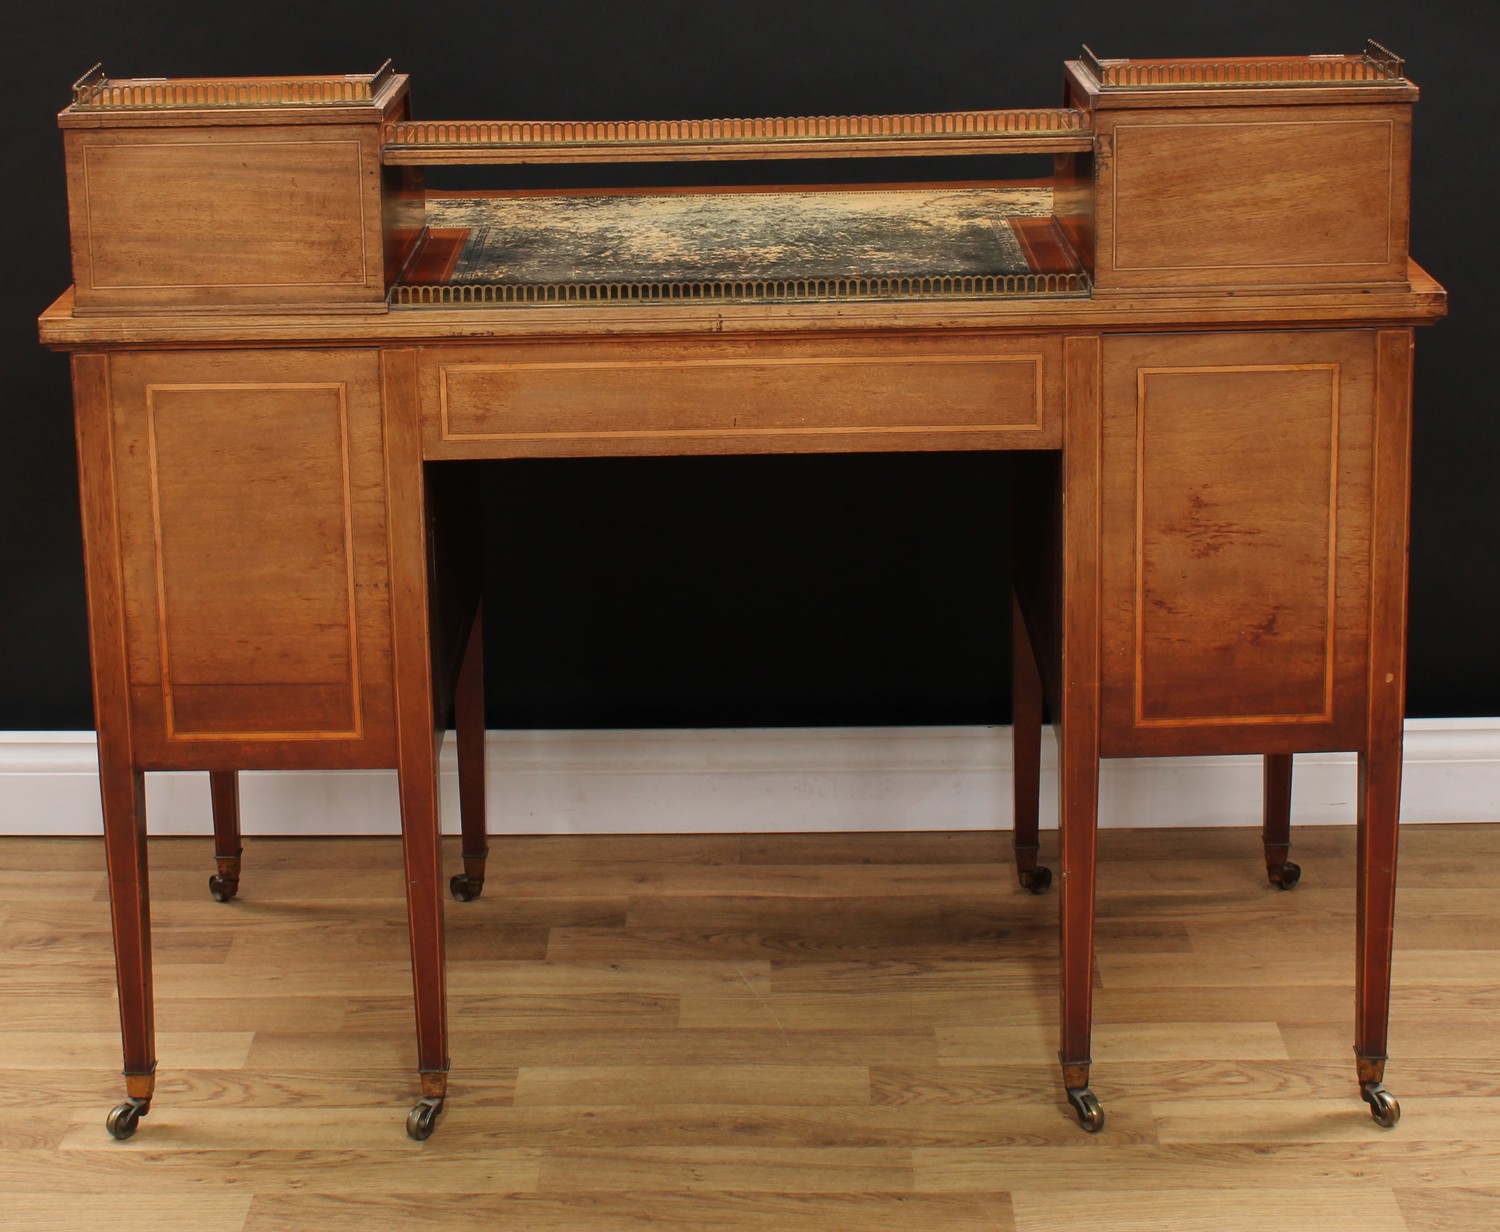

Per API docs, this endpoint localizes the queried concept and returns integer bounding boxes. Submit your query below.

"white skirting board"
[0,720,1496,838]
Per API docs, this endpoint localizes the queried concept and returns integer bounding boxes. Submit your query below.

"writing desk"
[40,46,1446,1139]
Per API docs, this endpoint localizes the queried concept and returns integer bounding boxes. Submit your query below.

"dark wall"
[3,1,1494,730]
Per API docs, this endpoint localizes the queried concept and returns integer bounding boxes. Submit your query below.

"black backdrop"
[3,1,1494,731]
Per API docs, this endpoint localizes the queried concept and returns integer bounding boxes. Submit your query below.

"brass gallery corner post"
[39,43,1444,1141]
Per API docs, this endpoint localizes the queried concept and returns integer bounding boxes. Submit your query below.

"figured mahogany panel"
[148,382,359,735]
[420,334,1062,458]
[106,350,395,767]
[1093,104,1410,291]
[1100,331,1376,756]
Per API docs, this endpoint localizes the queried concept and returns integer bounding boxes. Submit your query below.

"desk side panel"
[104,348,396,769]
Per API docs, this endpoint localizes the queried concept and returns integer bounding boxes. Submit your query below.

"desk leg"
[451,602,489,903]
[1058,712,1101,1133]
[1059,335,1103,1132]
[1355,741,1402,1128]
[1262,755,1301,890]
[1010,590,1050,894]
[72,353,157,1139]
[1354,328,1414,1130]
[383,348,450,1140]
[208,771,243,903]
[101,762,156,1139]
[395,749,448,1139]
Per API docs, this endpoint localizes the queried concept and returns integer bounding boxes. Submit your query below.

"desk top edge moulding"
[39,41,1445,1142]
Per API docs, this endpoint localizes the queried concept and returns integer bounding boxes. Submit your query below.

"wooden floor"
[3,823,1499,1231]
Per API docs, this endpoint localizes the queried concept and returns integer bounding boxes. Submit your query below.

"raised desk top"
[42,40,1444,338]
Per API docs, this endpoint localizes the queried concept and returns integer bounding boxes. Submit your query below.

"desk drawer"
[419,335,1061,457]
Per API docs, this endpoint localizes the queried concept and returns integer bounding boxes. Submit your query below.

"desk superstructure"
[41,44,1446,1140]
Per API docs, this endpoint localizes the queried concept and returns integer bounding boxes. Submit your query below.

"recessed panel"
[1133,364,1339,725]
[146,383,361,737]
[1097,105,1410,289]
[83,139,367,289]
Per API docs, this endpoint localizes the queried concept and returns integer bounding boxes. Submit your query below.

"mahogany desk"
[40,47,1446,1140]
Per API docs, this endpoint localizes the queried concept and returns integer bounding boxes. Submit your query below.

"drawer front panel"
[420,335,1062,457]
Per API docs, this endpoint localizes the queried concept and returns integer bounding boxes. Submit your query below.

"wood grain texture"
[4,825,1497,1232]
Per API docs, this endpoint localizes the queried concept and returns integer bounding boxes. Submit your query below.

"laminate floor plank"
[344,990,681,1031]
[915,1139,1500,1190]
[6,1146,542,1193]
[11,1194,254,1232]
[466,1026,944,1066]
[512,1063,872,1107]
[1008,1185,1409,1232]
[444,957,775,997]
[534,1144,915,1192]
[936,1020,1292,1064]
[0,1030,254,1070]
[241,1190,1017,1232]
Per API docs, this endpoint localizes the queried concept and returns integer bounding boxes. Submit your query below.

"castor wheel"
[449,874,484,903]
[1066,1087,1105,1133]
[1361,1083,1401,1128]
[1267,861,1302,891]
[1018,866,1053,895]
[406,1096,444,1140]
[208,874,239,903]
[105,1097,149,1140]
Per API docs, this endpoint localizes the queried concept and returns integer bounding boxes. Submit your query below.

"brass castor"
[406,1096,444,1140]
[449,874,484,903]
[1267,861,1302,891]
[105,1097,149,1140]
[208,874,239,903]
[1018,866,1053,895]
[1066,1086,1105,1133]
[1362,1082,1401,1128]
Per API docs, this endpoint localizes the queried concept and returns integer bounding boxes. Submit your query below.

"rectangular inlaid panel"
[64,125,388,310]
[147,383,360,737]
[421,335,1062,458]
[84,140,365,288]
[106,350,396,764]
[1095,104,1409,289]
[1135,364,1338,723]
[1100,332,1376,755]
